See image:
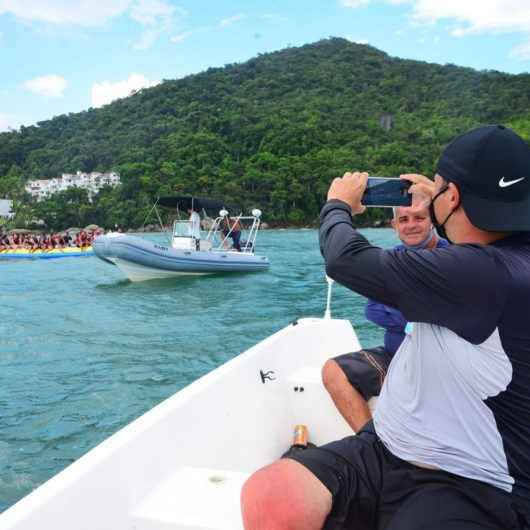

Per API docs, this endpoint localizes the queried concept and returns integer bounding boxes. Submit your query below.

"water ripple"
[0,228,397,512]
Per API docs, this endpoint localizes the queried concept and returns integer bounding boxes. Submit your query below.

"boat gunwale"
[104,238,270,270]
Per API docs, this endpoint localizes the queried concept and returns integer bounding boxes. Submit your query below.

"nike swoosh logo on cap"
[499,176,526,188]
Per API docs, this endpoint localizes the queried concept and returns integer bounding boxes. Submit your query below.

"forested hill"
[2,37,530,229]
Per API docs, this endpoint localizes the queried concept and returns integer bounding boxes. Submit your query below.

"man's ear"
[448,182,460,206]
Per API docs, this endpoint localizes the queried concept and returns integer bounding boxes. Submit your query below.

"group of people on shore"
[0,229,103,251]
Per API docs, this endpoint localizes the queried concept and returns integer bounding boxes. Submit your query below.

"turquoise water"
[0,228,398,513]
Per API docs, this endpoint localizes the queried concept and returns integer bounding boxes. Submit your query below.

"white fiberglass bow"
[0,314,370,530]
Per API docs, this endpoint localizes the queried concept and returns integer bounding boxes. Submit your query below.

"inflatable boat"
[93,197,269,282]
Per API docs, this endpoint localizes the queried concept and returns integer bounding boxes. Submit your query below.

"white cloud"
[341,0,530,60]
[0,0,131,26]
[393,0,530,36]
[219,14,247,28]
[134,27,164,50]
[129,0,184,26]
[398,1,530,60]
[0,113,18,132]
[340,0,370,6]
[91,73,159,108]
[0,0,187,49]
[130,1,186,50]
[0,112,33,131]
[511,39,530,59]
[345,35,369,44]
[341,0,530,34]
[170,30,192,43]
[23,74,67,97]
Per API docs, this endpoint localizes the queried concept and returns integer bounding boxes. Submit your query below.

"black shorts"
[287,422,526,530]
[333,347,393,400]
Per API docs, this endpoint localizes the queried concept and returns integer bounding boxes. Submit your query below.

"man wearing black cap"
[242,125,530,529]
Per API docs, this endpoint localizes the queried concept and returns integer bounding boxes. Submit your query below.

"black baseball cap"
[436,125,530,232]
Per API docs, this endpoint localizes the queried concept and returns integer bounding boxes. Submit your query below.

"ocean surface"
[0,228,399,513]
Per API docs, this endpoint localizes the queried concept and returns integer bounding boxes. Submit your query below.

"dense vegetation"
[1,37,530,229]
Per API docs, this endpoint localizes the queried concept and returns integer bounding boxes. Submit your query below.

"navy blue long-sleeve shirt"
[364,241,448,355]
[320,199,530,507]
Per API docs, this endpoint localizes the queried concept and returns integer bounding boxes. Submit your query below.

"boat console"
[171,208,263,255]
[170,221,212,251]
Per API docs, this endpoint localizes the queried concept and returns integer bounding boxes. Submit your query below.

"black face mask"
[429,185,460,243]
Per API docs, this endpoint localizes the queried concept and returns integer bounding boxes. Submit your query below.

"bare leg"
[241,459,332,530]
[322,359,371,432]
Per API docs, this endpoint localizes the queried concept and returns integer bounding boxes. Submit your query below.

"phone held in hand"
[362,177,412,207]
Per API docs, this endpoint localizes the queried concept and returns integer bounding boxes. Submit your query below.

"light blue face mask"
[404,227,436,250]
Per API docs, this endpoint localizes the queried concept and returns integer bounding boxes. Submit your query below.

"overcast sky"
[1,0,529,132]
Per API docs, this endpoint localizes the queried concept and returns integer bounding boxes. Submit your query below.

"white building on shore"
[0,199,14,219]
[25,171,120,201]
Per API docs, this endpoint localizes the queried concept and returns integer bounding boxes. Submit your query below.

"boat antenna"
[141,197,164,233]
[153,202,171,244]
[324,275,334,319]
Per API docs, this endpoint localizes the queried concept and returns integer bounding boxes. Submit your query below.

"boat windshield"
[172,220,193,238]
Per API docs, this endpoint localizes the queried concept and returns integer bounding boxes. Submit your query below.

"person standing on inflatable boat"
[187,207,201,240]
[242,125,530,530]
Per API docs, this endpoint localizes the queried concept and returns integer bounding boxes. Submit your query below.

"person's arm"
[365,299,387,326]
[320,200,509,344]
[320,200,391,304]
[365,299,407,331]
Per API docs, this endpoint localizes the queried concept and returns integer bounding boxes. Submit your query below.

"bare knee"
[322,358,347,393]
[241,459,331,530]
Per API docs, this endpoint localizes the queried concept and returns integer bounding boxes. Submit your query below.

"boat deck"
[133,466,247,530]
[0,318,363,530]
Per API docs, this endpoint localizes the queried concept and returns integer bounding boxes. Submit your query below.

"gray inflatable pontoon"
[94,201,270,282]
[93,232,269,282]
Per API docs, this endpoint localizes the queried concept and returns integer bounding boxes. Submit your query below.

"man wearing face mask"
[242,125,530,530]
[322,205,448,432]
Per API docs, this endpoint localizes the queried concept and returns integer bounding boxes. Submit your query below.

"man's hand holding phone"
[399,174,435,209]
[326,171,435,213]
[327,172,368,215]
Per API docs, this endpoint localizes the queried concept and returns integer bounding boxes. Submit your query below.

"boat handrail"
[206,212,262,253]
[324,276,334,319]
[217,213,243,250]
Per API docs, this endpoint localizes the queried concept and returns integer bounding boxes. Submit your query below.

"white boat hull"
[0,318,366,530]
[110,258,212,282]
